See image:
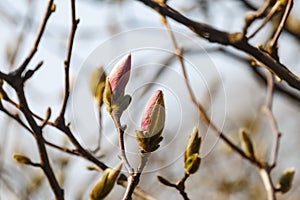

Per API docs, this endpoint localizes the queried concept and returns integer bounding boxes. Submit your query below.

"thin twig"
[158,173,190,200]
[176,173,190,200]
[160,14,262,167]
[92,102,103,153]
[45,141,79,156]
[123,152,150,200]
[263,71,281,169]
[111,112,134,174]
[268,0,293,48]
[248,1,282,39]
[57,0,79,119]
[0,1,64,198]
[8,0,35,67]
[14,0,54,75]
[240,0,300,40]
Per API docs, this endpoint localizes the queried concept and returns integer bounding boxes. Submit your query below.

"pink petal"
[109,53,131,97]
[141,90,163,131]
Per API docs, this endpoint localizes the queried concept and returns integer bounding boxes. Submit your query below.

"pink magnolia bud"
[141,90,165,133]
[136,90,165,152]
[108,53,131,99]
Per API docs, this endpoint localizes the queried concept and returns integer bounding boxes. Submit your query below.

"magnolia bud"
[103,54,131,115]
[185,127,201,161]
[184,128,201,174]
[51,3,56,12]
[240,128,255,159]
[136,90,165,153]
[277,167,295,193]
[89,162,122,200]
[13,153,32,165]
[185,153,201,174]
[108,54,131,101]
[89,66,106,104]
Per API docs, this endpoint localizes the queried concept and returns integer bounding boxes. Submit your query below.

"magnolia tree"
[0,0,299,200]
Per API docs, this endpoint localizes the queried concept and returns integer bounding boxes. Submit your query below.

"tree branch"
[136,0,300,90]
[57,0,79,119]
[14,0,54,75]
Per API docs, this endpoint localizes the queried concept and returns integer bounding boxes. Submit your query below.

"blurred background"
[0,0,299,199]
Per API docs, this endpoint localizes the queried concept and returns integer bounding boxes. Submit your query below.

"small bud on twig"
[89,66,107,104]
[13,153,32,165]
[240,128,255,159]
[136,90,165,153]
[51,3,56,12]
[89,162,123,200]
[103,54,131,116]
[184,128,201,174]
[277,167,295,193]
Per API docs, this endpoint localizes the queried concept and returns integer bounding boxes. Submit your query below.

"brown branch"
[269,0,293,48]
[241,0,300,40]
[44,141,79,156]
[158,173,190,200]
[8,3,31,66]
[159,13,262,167]
[0,101,78,158]
[248,1,282,39]
[5,76,64,199]
[0,1,64,198]
[263,71,281,169]
[13,0,54,75]
[53,118,155,200]
[123,152,150,200]
[57,0,79,119]
[136,0,300,90]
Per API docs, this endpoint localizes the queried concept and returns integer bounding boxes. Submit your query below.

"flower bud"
[136,90,165,153]
[185,127,201,162]
[103,54,131,115]
[184,128,201,174]
[277,167,295,193]
[239,128,255,159]
[108,54,131,101]
[89,162,122,200]
[185,153,201,174]
[89,66,106,104]
[13,153,32,165]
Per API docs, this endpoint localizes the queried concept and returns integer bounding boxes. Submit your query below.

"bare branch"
[14,0,55,75]
[159,13,263,168]
[136,0,300,90]
[57,0,79,120]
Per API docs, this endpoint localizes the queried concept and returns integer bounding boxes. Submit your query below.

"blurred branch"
[158,173,190,200]
[268,0,293,48]
[7,0,36,67]
[263,72,281,169]
[136,0,300,90]
[240,0,257,10]
[251,66,300,102]
[12,0,54,76]
[241,0,300,40]
[159,10,263,168]
[259,168,276,200]
[0,1,64,199]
